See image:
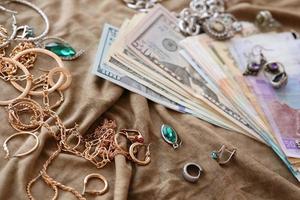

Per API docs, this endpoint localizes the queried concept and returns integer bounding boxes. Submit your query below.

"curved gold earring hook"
[129,142,151,166]
[120,129,144,143]
[212,145,236,165]
[82,173,108,196]
[3,131,39,159]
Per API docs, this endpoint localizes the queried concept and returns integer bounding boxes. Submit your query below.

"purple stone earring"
[243,52,266,76]
[263,61,288,89]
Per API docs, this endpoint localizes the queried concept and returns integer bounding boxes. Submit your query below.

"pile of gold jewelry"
[0,28,151,200]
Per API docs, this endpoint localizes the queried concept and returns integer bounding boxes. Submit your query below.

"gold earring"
[48,67,72,91]
[3,131,39,159]
[0,57,32,105]
[119,129,145,143]
[129,142,151,166]
[82,173,108,196]
[11,48,66,96]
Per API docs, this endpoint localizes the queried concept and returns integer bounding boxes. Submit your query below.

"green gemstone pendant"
[161,124,181,149]
[45,42,76,58]
[42,37,84,61]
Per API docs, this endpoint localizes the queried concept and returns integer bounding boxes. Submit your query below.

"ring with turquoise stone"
[161,124,181,149]
[210,145,236,165]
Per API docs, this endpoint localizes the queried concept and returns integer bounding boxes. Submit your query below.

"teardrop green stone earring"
[161,124,182,149]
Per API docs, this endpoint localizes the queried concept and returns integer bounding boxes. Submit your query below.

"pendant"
[39,37,84,61]
[161,124,181,149]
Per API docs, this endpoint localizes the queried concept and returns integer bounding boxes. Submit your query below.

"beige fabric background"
[0,0,299,199]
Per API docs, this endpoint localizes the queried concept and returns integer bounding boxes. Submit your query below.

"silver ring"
[182,162,203,183]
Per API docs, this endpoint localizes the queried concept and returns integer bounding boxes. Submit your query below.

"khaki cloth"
[0,0,299,199]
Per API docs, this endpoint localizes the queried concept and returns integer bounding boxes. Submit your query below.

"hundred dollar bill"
[125,5,268,141]
[92,23,188,113]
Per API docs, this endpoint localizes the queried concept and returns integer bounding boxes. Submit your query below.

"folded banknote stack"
[91,5,300,181]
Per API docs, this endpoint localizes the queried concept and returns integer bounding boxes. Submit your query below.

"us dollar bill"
[91,23,193,114]
[105,20,242,131]
[94,24,240,130]
[125,5,268,141]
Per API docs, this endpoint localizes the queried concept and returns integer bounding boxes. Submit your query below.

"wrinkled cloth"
[0,0,299,199]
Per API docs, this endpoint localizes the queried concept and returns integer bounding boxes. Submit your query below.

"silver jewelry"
[176,0,242,40]
[243,45,267,76]
[255,10,281,32]
[123,0,161,12]
[211,145,236,165]
[205,13,242,40]
[0,5,17,48]
[263,61,288,89]
[2,0,50,41]
[182,162,203,183]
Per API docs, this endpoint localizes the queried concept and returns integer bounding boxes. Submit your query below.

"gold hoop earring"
[0,57,32,105]
[48,67,72,91]
[129,142,151,166]
[82,173,108,196]
[11,48,66,96]
[8,98,44,132]
[3,131,39,159]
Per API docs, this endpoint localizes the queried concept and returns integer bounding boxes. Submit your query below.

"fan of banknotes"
[91,5,300,181]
